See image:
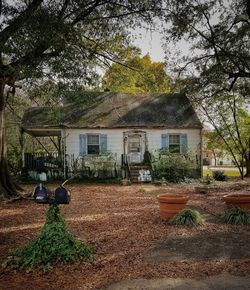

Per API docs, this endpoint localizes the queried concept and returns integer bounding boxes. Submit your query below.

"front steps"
[130,165,152,183]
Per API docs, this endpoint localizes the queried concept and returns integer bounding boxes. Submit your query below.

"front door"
[124,132,146,164]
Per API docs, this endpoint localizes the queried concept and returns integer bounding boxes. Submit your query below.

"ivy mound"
[3,203,94,271]
[169,208,204,226]
[222,208,250,225]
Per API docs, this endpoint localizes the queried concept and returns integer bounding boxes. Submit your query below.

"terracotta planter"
[157,194,190,220]
[222,194,250,212]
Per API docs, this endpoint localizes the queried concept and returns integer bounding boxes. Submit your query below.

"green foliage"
[143,150,152,165]
[102,53,172,94]
[71,153,117,179]
[212,170,228,181]
[169,209,204,226]
[163,1,250,177]
[222,208,250,225]
[164,1,250,94]
[200,94,250,179]
[200,174,213,185]
[3,203,94,271]
[153,149,197,182]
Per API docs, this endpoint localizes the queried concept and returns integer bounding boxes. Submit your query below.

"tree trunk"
[0,79,21,197]
[245,158,250,177]
[244,138,250,177]
[212,149,217,166]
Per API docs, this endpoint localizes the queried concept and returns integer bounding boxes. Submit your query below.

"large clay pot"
[157,194,190,220]
[222,194,250,212]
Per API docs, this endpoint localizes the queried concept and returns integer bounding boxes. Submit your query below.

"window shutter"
[180,134,188,154]
[79,134,87,156]
[100,134,107,154]
[161,133,169,149]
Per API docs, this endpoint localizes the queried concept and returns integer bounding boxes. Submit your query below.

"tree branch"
[246,0,250,20]
[0,0,43,46]
[72,0,103,25]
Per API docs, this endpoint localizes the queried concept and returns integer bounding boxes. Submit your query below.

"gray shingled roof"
[22,92,202,130]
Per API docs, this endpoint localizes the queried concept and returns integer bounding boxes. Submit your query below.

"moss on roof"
[22,92,202,129]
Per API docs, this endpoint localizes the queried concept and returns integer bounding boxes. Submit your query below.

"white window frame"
[169,134,181,153]
[87,134,100,155]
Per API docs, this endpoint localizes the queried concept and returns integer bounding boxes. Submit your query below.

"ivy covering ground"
[3,202,94,271]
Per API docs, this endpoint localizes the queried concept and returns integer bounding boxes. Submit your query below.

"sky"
[131,26,192,77]
[132,28,165,62]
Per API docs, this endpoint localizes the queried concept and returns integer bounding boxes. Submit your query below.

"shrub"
[169,209,204,226]
[3,203,94,271]
[143,150,152,165]
[212,170,228,181]
[153,149,198,182]
[222,208,250,225]
[73,153,117,179]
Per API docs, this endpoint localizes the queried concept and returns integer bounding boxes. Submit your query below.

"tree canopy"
[102,52,172,94]
[0,0,164,196]
[163,0,250,96]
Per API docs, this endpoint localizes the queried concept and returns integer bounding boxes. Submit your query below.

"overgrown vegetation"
[169,209,204,226]
[71,153,117,180]
[153,150,198,182]
[3,203,94,271]
[222,208,250,225]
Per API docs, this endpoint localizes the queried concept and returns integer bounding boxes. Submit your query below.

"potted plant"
[157,194,190,220]
[222,194,250,212]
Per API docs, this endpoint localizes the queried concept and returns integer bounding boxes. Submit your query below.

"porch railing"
[24,152,63,170]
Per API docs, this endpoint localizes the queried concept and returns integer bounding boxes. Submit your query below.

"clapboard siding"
[64,128,201,166]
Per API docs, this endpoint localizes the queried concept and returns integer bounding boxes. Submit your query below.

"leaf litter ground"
[0,183,250,289]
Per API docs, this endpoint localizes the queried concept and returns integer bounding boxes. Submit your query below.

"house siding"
[64,128,201,168]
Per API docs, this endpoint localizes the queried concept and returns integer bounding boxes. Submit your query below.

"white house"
[22,92,203,180]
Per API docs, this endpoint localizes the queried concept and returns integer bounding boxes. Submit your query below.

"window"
[87,134,99,154]
[169,134,180,153]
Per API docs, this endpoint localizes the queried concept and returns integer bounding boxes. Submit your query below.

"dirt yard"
[0,183,250,289]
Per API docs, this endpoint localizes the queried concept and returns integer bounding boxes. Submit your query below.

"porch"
[23,152,119,181]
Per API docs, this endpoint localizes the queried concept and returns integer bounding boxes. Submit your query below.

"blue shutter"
[161,133,169,149]
[79,134,87,156]
[180,134,188,154]
[100,134,107,154]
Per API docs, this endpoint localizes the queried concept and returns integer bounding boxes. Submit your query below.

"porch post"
[200,128,203,178]
[62,129,66,178]
[19,128,25,168]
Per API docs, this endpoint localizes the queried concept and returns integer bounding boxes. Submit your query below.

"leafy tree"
[162,0,250,177]
[203,130,225,166]
[163,0,250,96]
[102,52,172,94]
[200,93,250,179]
[0,0,163,197]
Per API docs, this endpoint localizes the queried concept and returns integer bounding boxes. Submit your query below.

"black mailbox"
[55,186,71,204]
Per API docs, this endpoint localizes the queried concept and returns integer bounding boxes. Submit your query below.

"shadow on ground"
[144,230,250,262]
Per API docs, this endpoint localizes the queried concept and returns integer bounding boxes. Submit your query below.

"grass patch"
[169,208,204,226]
[222,208,250,225]
[203,168,241,177]
[3,202,94,271]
